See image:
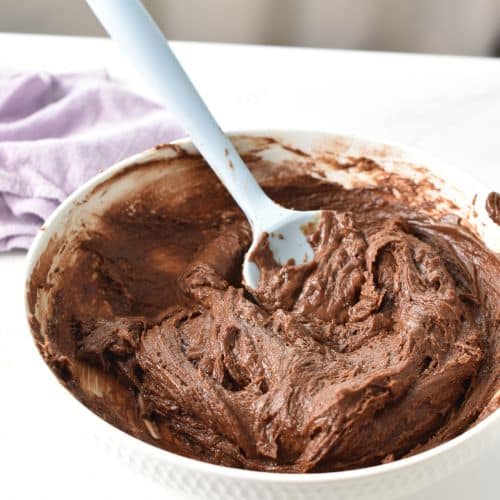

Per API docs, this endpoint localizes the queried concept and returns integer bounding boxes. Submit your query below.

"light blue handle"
[86,0,282,230]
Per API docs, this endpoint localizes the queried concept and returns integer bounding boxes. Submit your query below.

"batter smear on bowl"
[28,147,500,473]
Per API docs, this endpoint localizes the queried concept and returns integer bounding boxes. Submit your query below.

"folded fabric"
[0,69,184,251]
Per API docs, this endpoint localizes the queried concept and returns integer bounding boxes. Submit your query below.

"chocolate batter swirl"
[29,156,500,473]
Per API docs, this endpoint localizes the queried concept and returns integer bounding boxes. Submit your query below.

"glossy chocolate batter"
[28,151,500,473]
[486,192,500,225]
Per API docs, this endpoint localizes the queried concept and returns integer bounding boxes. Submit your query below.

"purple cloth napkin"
[0,70,184,251]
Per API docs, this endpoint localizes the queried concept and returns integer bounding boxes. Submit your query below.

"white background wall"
[1,0,500,56]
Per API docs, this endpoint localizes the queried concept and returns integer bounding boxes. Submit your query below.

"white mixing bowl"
[25,131,500,500]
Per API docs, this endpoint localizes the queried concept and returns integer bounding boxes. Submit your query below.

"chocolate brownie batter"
[28,149,500,473]
[486,192,500,225]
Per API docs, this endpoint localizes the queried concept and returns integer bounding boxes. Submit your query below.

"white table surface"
[1,33,499,500]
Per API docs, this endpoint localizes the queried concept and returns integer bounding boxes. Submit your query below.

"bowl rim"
[24,128,500,484]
